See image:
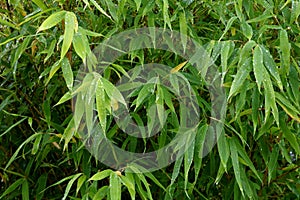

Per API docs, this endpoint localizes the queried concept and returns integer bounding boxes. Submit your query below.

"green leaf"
[89,0,112,20]
[241,21,253,40]
[12,36,31,78]
[46,60,61,85]
[184,138,194,197]
[61,12,77,59]
[253,45,264,92]
[179,12,187,53]
[0,18,19,30]
[101,77,126,106]
[134,0,142,11]
[219,16,237,41]
[0,178,25,199]
[120,175,136,200]
[163,0,172,29]
[221,41,233,74]
[279,114,300,155]
[268,146,279,184]
[22,180,29,200]
[62,173,82,200]
[276,93,300,123]
[54,91,72,106]
[232,137,262,183]
[31,133,43,155]
[36,174,48,200]
[252,87,260,133]
[229,138,244,197]
[156,84,166,127]
[44,39,56,63]
[93,186,109,200]
[261,45,283,91]
[263,69,278,125]
[32,0,47,10]
[62,118,75,151]
[0,117,27,137]
[96,78,107,133]
[238,40,256,66]
[246,13,273,23]
[290,1,300,24]
[228,58,251,99]
[217,131,229,171]
[110,172,121,200]
[89,169,112,181]
[135,83,155,110]
[76,174,86,195]
[5,132,43,169]
[43,99,51,126]
[279,29,290,75]
[73,31,88,62]
[61,57,73,90]
[38,11,66,32]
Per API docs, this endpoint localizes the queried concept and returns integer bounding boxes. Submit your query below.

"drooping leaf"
[109,172,121,200]
[279,29,290,75]
[253,45,264,92]
[229,138,244,197]
[61,12,77,59]
[61,57,73,90]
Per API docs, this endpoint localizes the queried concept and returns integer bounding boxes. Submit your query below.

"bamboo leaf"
[61,57,73,90]
[217,131,229,171]
[260,45,283,91]
[179,12,187,53]
[267,146,279,184]
[120,175,136,200]
[96,78,107,133]
[219,16,237,41]
[0,18,19,30]
[228,58,252,99]
[170,61,188,73]
[89,169,112,181]
[0,178,25,199]
[37,11,66,32]
[5,132,43,169]
[110,172,121,200]
[89,0,112,20]
[32,0,47,10]
[241,21,253,40]
[279,29,290,75]
[73,31,88,62]
[22,180,29,200]
[253,45,264,92]
[62,173,82,200]
[263,69,278,125]
[229,138,244,197]
[279,114,300,155]
[61,12,77,59]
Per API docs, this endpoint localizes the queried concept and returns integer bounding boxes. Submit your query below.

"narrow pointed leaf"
[38,11,66,32]
[253,45,264,92]
[61,12,77,59]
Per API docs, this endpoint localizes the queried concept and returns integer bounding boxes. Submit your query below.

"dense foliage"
[0,0,300,199]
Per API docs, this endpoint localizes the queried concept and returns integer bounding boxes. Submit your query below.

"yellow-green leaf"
[61,12,77,59]
[38,11,66,32]
[110,172,121,200]
[89,169,112,181]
